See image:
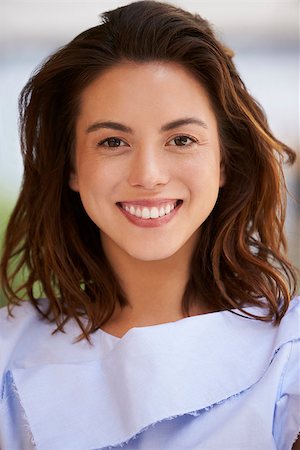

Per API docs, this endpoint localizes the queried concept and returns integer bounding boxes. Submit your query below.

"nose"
[127,146,170,189]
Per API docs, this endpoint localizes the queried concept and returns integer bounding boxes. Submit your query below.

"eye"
[168,135,198,147]
[97,137,128,148]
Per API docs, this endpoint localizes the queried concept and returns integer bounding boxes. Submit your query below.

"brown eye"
[169,135,197,146]
[97,137,126,147]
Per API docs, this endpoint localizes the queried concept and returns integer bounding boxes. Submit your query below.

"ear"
[69,170,79,192]
[219,162,226,188]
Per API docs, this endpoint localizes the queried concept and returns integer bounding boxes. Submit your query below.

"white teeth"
[121,201,179,219]
[159,206,165,217]
[142,208,150,219]
[150,207,159,219]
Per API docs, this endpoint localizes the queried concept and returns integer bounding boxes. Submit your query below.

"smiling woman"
[0,1,299,449]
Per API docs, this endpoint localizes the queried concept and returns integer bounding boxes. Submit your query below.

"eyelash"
[96,137,127,148]
[96,135,199,149]
[169,135,199,147]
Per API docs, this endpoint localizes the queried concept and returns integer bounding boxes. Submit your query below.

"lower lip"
[117,202,182,228]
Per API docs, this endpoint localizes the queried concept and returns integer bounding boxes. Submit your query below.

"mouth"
[116,199,183,220]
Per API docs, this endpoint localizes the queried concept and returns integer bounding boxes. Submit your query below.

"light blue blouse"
[0,297,299,450]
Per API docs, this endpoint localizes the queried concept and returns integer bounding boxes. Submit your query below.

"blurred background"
[0,0,299,306]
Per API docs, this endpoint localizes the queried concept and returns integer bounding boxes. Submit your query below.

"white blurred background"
[0,0,299,271]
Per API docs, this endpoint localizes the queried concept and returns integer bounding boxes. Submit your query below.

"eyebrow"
[85,117,208,134]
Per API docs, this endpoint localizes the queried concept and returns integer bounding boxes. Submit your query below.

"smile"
[116,200,183,228]
[119,200,181,219]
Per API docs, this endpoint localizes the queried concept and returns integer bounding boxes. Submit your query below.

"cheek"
[76,156,107,188]
[178,154,221,192]
[77,158,125,209]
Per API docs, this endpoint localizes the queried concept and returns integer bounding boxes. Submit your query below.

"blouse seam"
[275,340,294,403]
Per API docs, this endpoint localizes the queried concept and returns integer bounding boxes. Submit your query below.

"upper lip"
[117,199,182,207]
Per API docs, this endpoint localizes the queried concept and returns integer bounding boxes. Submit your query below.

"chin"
[126,244,183,262]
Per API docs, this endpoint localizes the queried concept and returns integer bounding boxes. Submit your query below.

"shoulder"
[0,300,48,338]
[0,301,48,371]
[0,301,42,353]
[273,335,300,449]
[277,295,300,336]
[0,300,40,329]
[248,294,300,342]
[275,295,300,349]
[0,300,95,389]
[219,295,300,356]
[271,296,300,450]
[282,294,300,320]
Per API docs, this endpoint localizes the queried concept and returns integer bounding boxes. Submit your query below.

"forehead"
[77,61,217,128]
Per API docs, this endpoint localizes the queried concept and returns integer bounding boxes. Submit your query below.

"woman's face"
[71,61,225,261]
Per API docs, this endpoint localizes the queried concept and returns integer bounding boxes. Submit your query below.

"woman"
[0,1,299,449]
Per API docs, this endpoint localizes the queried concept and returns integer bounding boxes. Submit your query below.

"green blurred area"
[0,197,40,309]
[0,198,16,308]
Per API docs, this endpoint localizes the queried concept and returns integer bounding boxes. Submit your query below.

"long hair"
[1,0,297,341]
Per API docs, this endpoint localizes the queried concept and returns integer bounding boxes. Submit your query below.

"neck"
[101,235,199,327]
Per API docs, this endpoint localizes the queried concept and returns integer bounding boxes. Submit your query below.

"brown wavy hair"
[1,0,298,341]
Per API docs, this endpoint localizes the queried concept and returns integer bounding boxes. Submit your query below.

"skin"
[70,61,225,337]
